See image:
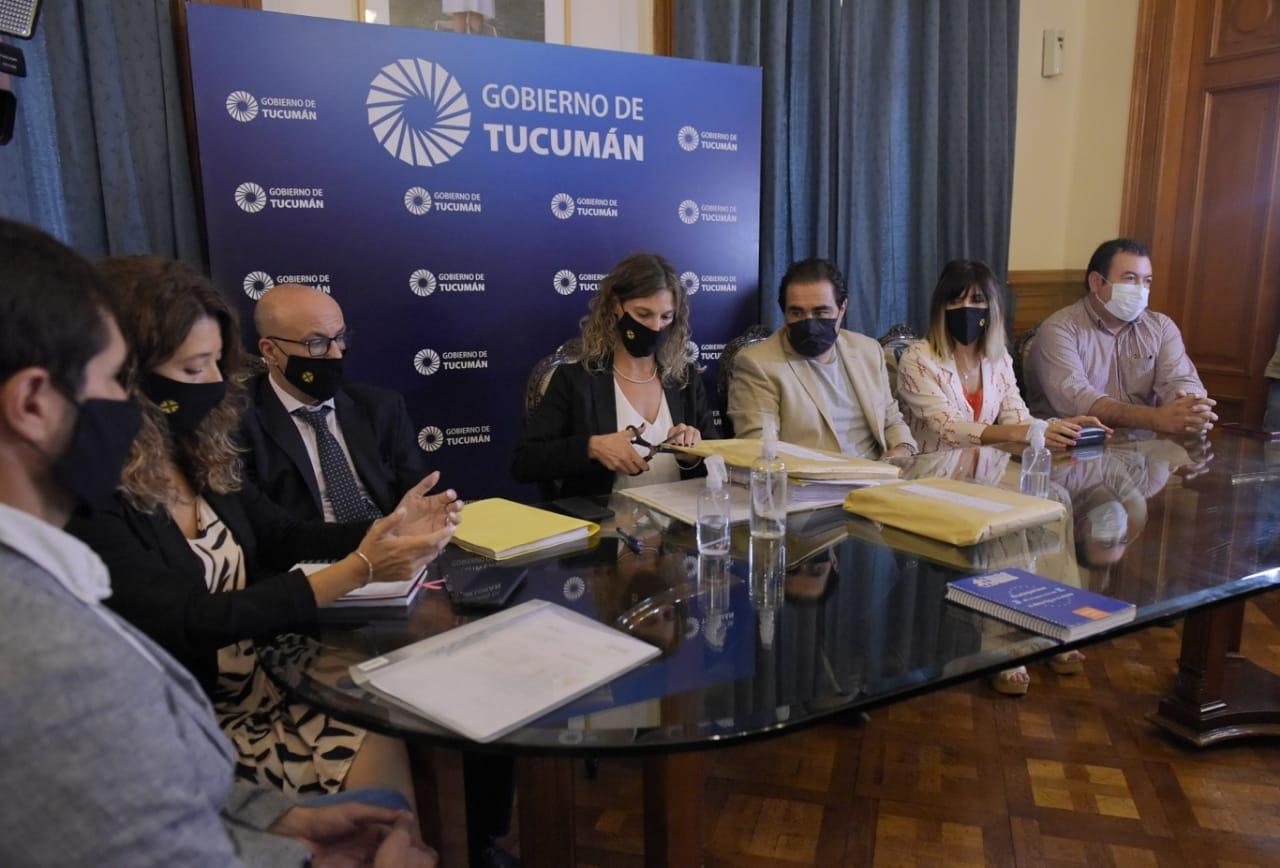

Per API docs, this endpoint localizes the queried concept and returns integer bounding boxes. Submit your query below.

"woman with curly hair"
[513,252,716,497]
[69,256,458,801]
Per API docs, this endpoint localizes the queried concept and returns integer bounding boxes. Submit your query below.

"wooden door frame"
[1120,0,1280,424]
[1118,0,1199,304]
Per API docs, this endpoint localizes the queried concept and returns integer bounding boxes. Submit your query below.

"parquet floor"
[522,593,1280,867]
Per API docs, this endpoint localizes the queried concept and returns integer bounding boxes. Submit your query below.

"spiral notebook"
[946,568,1135,642]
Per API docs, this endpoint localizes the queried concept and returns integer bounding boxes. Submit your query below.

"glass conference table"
[261,431,1280,868]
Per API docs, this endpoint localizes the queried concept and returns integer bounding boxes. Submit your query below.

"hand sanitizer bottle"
[750,414,787,539]
[697,455,731,555]
[1020,419,1051,498]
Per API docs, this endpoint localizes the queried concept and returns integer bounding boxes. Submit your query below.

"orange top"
[964,387,983,420]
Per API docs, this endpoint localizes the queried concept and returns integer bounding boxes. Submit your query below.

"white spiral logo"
[243,271,274,300]
[680,271,700,295]
[678,199,700,224]
[553,270,577,295]
[404,187,432,215]
[685,340,701,363]
[226,91,258,122]
[417,426,445,452]
[550,193,575,219]
[235,182,267,214]
[563,576,586,601]
[414,349,441,376]
[678,125,699,151]
[409,269,437,297]
[367,58,471,168]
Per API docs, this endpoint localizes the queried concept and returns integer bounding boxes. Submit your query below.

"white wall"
[563,0,653,53]
[262,0,360,21]
[1008,0,1139,271]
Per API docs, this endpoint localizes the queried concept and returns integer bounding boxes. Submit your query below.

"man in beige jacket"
[728,258,916,459]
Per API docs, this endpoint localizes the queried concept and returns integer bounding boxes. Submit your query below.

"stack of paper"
[451,498,599,560]
[350,600,660,742]
[670,438,901,483]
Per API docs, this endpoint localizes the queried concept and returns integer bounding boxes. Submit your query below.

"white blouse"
[612,380,682,491]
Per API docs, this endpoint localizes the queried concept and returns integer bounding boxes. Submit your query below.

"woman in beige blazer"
[897,260,1105,453]
[897,260,1107,694]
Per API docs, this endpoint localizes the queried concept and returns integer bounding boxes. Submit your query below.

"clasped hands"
[269,802,437,868]
[1159,390,1217,435]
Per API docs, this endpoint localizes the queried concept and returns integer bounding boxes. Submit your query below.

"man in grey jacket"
[0,219,433,867]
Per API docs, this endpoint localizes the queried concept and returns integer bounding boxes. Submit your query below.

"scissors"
[626,425,678,465]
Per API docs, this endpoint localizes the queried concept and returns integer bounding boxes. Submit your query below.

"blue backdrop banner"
[187,6,761,499]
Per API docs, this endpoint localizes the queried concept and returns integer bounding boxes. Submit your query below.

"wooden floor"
[501,592,1280,867]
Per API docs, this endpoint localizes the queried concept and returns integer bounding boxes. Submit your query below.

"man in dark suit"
[244,284,517,868]
[243,283,428,522]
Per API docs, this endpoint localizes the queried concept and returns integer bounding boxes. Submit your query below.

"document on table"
[349,600,660,742]
[619,476,886,526]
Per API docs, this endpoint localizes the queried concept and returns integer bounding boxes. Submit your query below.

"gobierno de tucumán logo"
[367,58,471,168]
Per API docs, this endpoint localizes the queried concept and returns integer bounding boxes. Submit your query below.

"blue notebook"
[946,568,1136,642]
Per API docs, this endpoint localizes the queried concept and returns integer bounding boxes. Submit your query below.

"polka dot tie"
[293,406,383,522]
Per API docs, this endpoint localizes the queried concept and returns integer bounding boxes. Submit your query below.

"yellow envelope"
[670,438,900,481]
[842,478,1065,546]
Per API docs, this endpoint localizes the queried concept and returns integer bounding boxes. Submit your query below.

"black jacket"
[67,483,368,694]
[512,361,717,498]
[239,373,430,522]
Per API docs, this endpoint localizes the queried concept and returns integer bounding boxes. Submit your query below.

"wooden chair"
[521,338,584,501]
[523,337,583,421]
[716,325,773,437]
[1010,323,1041,402]
[877,323,920,399]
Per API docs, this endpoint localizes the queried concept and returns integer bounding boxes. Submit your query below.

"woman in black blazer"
[513,253,717,497]
[68,257,457,802]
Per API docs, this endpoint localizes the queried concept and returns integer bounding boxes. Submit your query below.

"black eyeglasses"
[268,330,350,358]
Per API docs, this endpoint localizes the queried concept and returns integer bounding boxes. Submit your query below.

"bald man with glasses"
[241,285,518,868]
[241,283,430,524]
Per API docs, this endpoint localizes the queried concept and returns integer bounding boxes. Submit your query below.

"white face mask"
[1086,500,1129,545]
[1101,280,1149,322]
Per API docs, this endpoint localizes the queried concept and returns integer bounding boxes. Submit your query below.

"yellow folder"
[670,438,900,481]
[452,498,600,561]
[842,478,1065,546]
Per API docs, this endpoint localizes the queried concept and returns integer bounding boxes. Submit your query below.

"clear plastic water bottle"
[696,455,731,555]
[1020,419,1051,499]
[750,414,787,540]
[748,533,785,649]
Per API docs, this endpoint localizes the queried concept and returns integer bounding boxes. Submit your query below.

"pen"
[615,528,644,553]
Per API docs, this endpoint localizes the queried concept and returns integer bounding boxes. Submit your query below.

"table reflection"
[259,432,1279,753]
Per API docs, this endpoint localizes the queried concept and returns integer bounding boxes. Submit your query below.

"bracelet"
[353,549,374,583]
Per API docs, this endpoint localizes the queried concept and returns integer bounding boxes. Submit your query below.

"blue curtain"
[675,0,1019,337]
[0,1,202,262]
[676,0,841,331]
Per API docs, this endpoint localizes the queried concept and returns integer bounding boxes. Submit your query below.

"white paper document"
[349,600,660,742]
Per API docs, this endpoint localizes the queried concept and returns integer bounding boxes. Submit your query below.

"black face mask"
[945,306,989,346]
[279,353,345,402]
[786,317,839,358]
[616,312,669,359]
[50,396,143,513]
[139,371,227,437]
